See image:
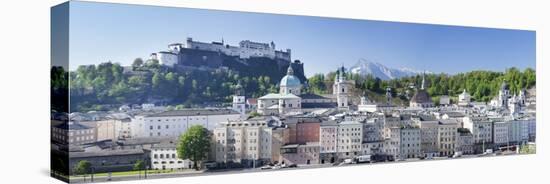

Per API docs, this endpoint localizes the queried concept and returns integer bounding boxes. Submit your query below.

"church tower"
[386,87,392,105]
[497,80,510,108]
[232,82,246,117]
[333,66,353,109]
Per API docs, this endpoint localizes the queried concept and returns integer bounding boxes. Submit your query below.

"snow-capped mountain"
[349,58,427,80]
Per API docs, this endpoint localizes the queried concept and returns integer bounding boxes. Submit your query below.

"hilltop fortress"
[151,37,292,67]
[148,37,305,83]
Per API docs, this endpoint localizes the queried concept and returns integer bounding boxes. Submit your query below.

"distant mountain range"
[349,58,429,80]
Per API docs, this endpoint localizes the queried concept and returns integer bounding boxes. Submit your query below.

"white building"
[357,95,378,113]
[458,89,471,106]
[150,141,192,170]
[463,115,493,153]
[131,109,241,138]
[212,117,279,166]
[157,51,178,67]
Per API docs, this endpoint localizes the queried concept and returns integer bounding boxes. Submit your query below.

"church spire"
[421,72,426,90]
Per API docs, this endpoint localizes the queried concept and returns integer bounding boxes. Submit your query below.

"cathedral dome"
[280,66,301,87]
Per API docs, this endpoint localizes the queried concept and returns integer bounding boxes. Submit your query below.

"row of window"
[153,153,177,159]
[146,117,207,122]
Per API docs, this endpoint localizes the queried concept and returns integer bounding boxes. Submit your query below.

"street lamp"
[91,167,95,183]
[144,165,148,179]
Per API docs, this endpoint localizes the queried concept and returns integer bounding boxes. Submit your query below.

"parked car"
[260,165,272,170]
[343,158,355,164]
[356,155,372,163]
[371,154,394,163]
[283,163,297,168]
[452,151,463,158]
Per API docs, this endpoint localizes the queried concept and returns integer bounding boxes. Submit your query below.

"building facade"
[132,109,241,138]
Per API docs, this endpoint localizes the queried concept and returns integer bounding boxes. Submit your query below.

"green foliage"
[73,160,92,176]
[70,59,534,111]
[519,144,536,154]
[133,160,145,171]
[132,58,144,69]
[249,111,261,118]
[308,67,536,103]
[51,66,69,112]
[176,125,211,170]
[69,61,279,111]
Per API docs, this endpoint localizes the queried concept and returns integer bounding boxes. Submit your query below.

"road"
[70,152,517,183]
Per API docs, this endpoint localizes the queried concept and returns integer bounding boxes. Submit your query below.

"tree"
[176,125,211,170]
[132,58,144,69]
[249,111,261,118]
[73,160,92,181]
[133,160,146,179]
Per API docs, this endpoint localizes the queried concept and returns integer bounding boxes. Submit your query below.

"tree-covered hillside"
[69,60,280,112]
[308,67,536,104]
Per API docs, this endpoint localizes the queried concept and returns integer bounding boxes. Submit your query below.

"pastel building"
[212,117,281,167]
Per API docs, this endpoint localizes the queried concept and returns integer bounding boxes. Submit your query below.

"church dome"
[280,66,301,87]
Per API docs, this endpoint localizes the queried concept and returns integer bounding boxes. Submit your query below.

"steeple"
[421,72,427,90]
[386,87,392,105]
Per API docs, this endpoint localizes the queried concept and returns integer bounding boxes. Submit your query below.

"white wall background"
[0,0,547,184]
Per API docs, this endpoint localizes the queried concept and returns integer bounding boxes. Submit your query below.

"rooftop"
[54,121,92,130]
[70,149,145,158]
[146,108,239,117]
[258,93,300,100]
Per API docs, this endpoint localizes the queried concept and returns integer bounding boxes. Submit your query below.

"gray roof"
[321,121,338,126]
[70,149,145,158]
[55,121,92,130]
[301,102,338,109]
[443,111,466,118]
[151,141,178,149]
[118,137,175,146]
[146,109,239,117]
[299,93,331,99]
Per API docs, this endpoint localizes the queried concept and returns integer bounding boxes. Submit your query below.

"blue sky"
[68,1,535,76]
